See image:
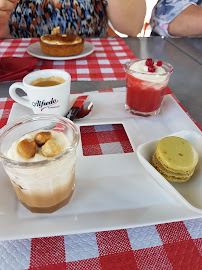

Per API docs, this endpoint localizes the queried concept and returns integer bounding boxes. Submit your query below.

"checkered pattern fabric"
[0,38,135,81]
[0,97,15,129]
[0,218,202,270]
[80,124,133,156]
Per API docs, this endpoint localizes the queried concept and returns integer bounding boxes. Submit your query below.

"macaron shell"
[152,153,194,182]
[156,136,198,173]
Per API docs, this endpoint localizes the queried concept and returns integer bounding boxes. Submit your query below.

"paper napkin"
[0,57,37,82]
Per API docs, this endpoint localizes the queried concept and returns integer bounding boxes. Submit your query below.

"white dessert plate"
[0,92,202,241]
[137,130,202,213]
[27,41,95,60]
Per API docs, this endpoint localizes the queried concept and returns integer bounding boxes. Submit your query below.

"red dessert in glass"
[125,59,173,116]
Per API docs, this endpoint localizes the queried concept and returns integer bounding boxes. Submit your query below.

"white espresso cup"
[9,69,71,116]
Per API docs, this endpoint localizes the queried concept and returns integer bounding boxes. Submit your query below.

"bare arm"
[0,0,18,39]
[168,4,202,37]
[106,0,146,37]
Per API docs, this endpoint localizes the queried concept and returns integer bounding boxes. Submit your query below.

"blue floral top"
[9,0,108,38]
[150,0,202,37]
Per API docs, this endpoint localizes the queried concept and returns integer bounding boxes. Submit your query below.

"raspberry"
[157,60,162,67]
[146,58,154,66]
[148,66,156,73]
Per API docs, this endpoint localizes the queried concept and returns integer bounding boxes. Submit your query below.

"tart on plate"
[40,27,84,57]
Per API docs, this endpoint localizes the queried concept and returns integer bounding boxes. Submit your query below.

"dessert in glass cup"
[124,58,173,116]
[0,114,79,213]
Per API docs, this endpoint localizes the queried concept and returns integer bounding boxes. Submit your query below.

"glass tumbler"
[0,114,80,213]
[124,59,173,116]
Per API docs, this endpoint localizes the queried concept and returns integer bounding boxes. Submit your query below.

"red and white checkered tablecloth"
[0,219,202,269]
[0,38,135,81]
[0,88,202,269]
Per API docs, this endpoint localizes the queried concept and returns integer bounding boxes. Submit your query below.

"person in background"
[150,0,202,37]
[0,0,146,39]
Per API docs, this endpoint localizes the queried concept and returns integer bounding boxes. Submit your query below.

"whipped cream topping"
[7,130,70,162]
[129,60,168,83]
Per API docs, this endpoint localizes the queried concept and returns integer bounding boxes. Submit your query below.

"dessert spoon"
[66,101,93,121]
[75,101,93,120]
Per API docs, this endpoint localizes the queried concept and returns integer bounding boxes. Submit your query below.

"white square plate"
[0,92,202,241]
[137,130,202,213]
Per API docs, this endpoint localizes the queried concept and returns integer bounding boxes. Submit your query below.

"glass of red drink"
[124,59,173,116]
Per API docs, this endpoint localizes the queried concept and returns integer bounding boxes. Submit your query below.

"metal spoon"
[75,101,93,120]
[66,101,93,121]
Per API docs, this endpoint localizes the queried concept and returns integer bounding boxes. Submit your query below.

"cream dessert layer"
[130,60,167,83]
[41,35,82,45]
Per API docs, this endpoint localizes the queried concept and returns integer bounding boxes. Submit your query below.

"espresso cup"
[9,69,71,116]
